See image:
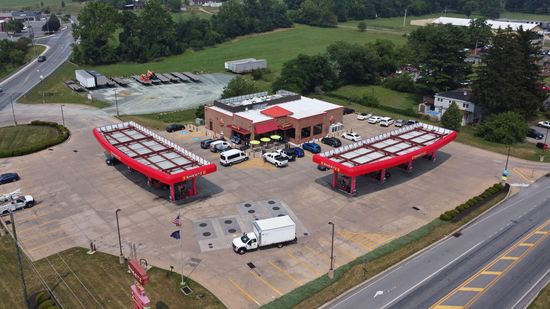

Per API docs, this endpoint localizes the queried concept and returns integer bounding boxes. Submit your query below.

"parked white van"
[210,140,231,152]
[220,149,249,166]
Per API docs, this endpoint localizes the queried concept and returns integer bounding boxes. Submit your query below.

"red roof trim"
[312,130,457,177]
[93,128,217,185]
[254,121,279,134]
[261,106,293,118]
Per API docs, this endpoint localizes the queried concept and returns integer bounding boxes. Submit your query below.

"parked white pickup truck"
[0,191,35,215]
[263,152,288,167]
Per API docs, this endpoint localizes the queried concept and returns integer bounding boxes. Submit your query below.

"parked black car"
[527,128,544,140]
[321,137,342,147]
[200,139,215,149]
[406,120,419,126]
[343,107,355,115]
[0,173,20,185]
[166,123,185,132]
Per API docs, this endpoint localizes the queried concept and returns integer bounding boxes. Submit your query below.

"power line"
[56,253,105,309]
[44,257,86,309]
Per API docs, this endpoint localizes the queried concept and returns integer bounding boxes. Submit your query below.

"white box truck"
[232,215,296,254]
[75,70,96,88]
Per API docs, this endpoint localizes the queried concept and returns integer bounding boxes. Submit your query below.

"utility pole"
[10,211,30,309]
[328,222,335,279]
[115,209,124,264]
[10,94,17,126]
[402,8,408,28]
[60,105,65,126]
[114,89,119,117]
[39,75,45,103]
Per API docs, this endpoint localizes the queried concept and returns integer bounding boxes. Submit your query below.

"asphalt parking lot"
[2,105,549,309]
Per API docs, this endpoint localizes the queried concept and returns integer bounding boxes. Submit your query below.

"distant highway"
[0,24,74,110]
[326,177,550,309]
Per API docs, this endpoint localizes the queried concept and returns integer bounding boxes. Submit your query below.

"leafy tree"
[42,14,61,32]
[478,0,501,18]
[467,18,492,48]
[62,1,65,8]
[165,0,181,12]
[195,105,205,119]
[72,1,119,64]
[296,0,337,27]
[357,21,366,32]
[327,41,380,84]
[475,112,528,144]
[368,39,399,76]
[472,28,544,119]
[138,0,180,59]
[462,1,478,17]
[221,76,259,99]
[441,102,462,131]
[5,20,23,34]
[407,24,470,94]
[272,54,338,94]
[382,74,415,93]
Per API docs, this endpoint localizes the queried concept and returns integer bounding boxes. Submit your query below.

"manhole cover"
[203,232,211,237]
[272,206,280,210]
[304,232,309,236]
[224,220,232,224]
[248,210,255,214]
[244,203,251,207]
[208,243,213,248]
[228,228,236,233]
[199,223,208,227]
[268,200,276,204]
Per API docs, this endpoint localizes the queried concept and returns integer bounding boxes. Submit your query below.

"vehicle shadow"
[313,151,452,197]
[112,164,223,206]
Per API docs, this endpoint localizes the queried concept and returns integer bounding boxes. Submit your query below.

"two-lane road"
[0,25,74,110]
[327,177,550,309]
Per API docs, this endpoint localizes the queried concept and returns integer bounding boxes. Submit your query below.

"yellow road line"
[512,168,531,182]
[304,244,332,266]
[269,261,303,286]
[518,242,534,247]
[287,252,322,276]
[534,231,548,234]
[250,271,283,296]
[433,306,464,309]
[501,256,519,260]
[480,271,502,275]
[337,231,371,250]
[228,278,261,306]
[459,287,484,292]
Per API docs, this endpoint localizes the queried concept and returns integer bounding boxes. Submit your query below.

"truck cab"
[232,232,258,254]
[1,195,35,215]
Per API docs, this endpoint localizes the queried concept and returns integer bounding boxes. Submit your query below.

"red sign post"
[128,259,150,309]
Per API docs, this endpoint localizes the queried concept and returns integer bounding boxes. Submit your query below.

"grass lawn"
[329,85,420,112]
[118,109,198,131]
[0,0,83,14]
[0,124,60,152]
[0,45,46,81]
[18,62,108,108]
[529,282,550,309]
[265,186,508,309]
[0,235,225,309]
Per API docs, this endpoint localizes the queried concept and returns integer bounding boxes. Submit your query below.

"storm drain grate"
[181,286,193,295]
[412,206,420,211]
[247,262,256,269]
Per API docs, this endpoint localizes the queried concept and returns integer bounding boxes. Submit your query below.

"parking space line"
[512,168,532,182]
[500,256,519,260]
[249,271,283,296]
[304,244,332,266]
[287,252,322,277]
[228,278,261,306]
[269,261,303,286]
[319,236,357,260]
[534,231,548,234]
[432,306,463,309]
[27,234,74,253]
[518,242,534,247]
[337,231,372,251]
[480,271,502,275]
[459,287,484,292]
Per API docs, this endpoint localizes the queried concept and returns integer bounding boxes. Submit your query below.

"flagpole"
[179,210,185,286]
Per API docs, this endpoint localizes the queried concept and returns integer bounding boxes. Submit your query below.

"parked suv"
[166,123,184,132]
[527,128,544,140]
[321,137,342,147]
[302,142,321,153]
[380,117,394,127]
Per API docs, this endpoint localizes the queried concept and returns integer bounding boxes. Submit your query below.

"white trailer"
[225,58,267,73]
[75,70,96,88]
[232,215,296,254]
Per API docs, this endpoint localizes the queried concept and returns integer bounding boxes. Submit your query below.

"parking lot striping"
[26,234,75,254]
[287,252,323,277]
[500,256,519,260]
[337,231,373,251]
[228,278,261,306]
[249,270,283,296]
[319,236,357,260]
[304,244,333,267]
[269,261,303,286]
[512,168,532,182]
[534,231,548,234]
[459,287,484,292]
[430,218,550,309]
[518,242,534,247]
[432,306,463,309]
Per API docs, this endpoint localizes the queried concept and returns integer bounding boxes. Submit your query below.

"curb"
[0,44,50,86]
[321,186,512,309]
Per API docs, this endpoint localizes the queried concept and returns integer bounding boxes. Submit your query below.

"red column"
[332,172,338,189]
[407,159,413,172]
[350,176,357,195]
[192,177,197,196]
[380,168,386,185]
[169,184,175,201]
[147,177,152,187]
[431,151,437,162]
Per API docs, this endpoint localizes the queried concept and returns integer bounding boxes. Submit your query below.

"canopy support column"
[380,168,386,185]
[169,184,175,202]
[147,177,152,187]
[350,176,357,195]
[191,177,197,196]
[332,172,338,189]
[407,159,413,173]
[431,151,437,162]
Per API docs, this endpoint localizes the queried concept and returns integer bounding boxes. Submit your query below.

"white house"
[433,89,480,125]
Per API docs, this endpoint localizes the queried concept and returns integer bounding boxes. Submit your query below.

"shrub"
[475,112,529,145]
[358,95,380,107]
[36,292,51,304]
[450,209,460,217]
[39,300,55,309]
[440,213,452,221]
[382,74,416,93]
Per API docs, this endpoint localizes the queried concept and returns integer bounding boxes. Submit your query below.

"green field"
[0,125,60,151]
[0,0,83,14]
[0,236,224,308]
[0,45,46,81]
[119,109,199,130]
[329,85,420,112]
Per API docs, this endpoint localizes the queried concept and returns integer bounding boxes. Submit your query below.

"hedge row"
[439,183,505,221]
[325,92,419,117]
[35,291,59,309]
[0,121,70,158]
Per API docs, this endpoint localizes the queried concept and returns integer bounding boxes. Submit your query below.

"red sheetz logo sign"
[320,161,340,172]
[182,170,206,180]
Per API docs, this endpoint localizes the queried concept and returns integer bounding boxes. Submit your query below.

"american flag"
[172,215,181,227]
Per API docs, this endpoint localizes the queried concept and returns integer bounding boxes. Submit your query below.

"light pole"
[501,145,511,183]
[114,88,119,117]
[328,222,335,278]
[10,94,17,126]
[542,128,549,162]
[60,105,65,126]
[115,209,124,264]
[39,75,45,103]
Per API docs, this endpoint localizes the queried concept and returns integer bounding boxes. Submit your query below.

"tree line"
[73,0,292,65]
[0,38,33,75]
